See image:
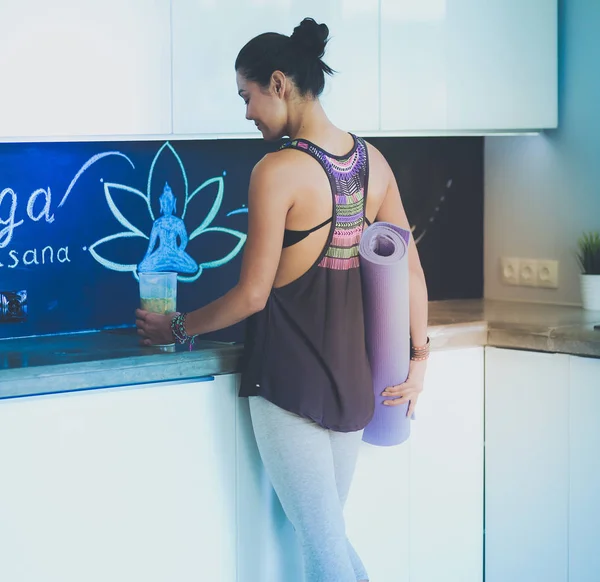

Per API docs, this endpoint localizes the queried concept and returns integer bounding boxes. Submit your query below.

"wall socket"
[519,259,538,287]
[500,258,559,289]
[500,257,521,286]
[537,260,559,288]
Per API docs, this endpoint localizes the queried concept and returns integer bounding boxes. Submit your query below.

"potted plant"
[577,231,600,310]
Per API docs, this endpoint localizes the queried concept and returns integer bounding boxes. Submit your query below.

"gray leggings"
[248,396,369,582]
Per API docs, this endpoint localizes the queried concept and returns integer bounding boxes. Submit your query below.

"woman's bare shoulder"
[252,147,314,178]
[363,140,393,198]
[250,147,320,196]
[246,148,316,211]
[364,141,392,176]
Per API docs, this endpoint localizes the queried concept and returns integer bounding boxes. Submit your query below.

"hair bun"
[290,17,329,60]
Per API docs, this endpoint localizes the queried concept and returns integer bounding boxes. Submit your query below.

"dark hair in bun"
[235,17,334,98]
[290,18,329,60]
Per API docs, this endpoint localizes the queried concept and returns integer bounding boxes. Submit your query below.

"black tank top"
[239,134,374,432]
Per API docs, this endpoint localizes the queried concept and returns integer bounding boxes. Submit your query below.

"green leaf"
[577,231,600,274]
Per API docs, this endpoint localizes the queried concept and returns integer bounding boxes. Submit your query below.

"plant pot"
[580,274,600,311]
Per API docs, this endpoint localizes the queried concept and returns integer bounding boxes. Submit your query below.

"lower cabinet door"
[485,347,569,582]
[0,376,238,582]
[410,347,484,582]
[569,355,600,582]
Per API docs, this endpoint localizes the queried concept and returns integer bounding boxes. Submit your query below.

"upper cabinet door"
[380,0,449,131]
[0,1,172,139]
[172,0,286,136]
[445,0,557,131]
[381,0,557,132]
[298,1,380,133]
[172,1,379,136]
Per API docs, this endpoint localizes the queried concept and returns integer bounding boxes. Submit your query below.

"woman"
[136,17,429,582]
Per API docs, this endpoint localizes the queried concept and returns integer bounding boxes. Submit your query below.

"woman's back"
[240,132,379,432]
[268,131,390,289]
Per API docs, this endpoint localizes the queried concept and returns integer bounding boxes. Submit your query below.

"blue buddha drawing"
[138,182,198,274]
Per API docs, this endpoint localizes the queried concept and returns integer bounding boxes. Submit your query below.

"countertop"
[0,329,242,400]
[1,299,599,400]
[428,299,600,357]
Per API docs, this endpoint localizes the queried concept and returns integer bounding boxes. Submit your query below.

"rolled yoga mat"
[359,221,412,447]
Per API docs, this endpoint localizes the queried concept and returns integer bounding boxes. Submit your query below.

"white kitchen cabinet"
[0,0,557,140]
[485,347,569,582]
[568,355,600,582]
[409,347,484,582]
[0,375,237,582]
[381,0,557,132]
[172,0,379,136]
[0,0,171,138]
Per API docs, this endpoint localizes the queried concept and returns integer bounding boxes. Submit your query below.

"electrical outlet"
[500,257,559,288]
[537,260,559,289]
[519,259,538,287]
[500,257,520,285]
[0,290,27,322]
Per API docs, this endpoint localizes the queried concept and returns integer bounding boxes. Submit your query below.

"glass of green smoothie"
[138,271,177,348]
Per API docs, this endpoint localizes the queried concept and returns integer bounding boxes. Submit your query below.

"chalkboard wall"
[0,137,482,342]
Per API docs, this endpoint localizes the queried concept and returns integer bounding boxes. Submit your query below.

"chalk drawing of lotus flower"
[88,142,247,283]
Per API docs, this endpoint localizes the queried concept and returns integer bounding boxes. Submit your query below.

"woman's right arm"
[170,153,294,335]
[135,153,295,346]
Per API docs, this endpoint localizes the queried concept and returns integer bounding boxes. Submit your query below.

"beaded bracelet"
[170,312,197,351]
[410,337,430,361]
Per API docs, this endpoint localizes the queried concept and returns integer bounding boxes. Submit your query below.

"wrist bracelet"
[410,337,430,361]
[170,313,197,351]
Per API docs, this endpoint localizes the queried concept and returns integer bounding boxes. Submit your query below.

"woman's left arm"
[372,157,429,417]
[136,155,292,345]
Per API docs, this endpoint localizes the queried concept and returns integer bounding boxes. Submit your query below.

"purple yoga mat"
[359,221,412,447]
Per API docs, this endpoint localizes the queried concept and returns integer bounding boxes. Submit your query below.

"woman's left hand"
[135,309,177,346]
[381,359,427,418]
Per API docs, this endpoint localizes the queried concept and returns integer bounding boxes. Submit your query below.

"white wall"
[484,0,600,305]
